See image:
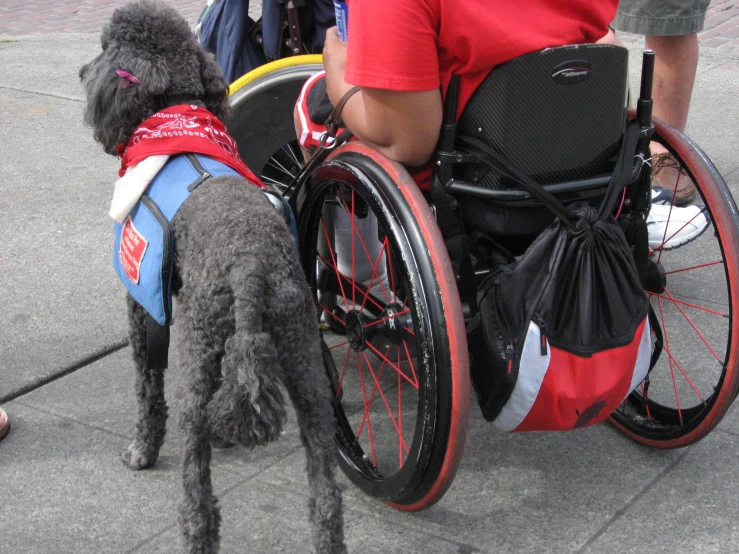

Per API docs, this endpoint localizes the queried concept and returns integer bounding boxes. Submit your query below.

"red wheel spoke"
[646,292,728,319]
[321,219,350,313]
[335,345,352,398]
[356,352,378,466]
[662,286,724,365]
[403,340,419,387]
[400,297,415,334]
[360,240,391,312]
[656,203,677,263]
[356,344,390,437]
[388,245,397,304]
[655,208,708,257]
[338,195,391,309]
[328,341,350,352]
[658,296,683,424]
[361,351,411,456]
[363,308,411,329]
[660,341,706,403]
[664,260,723,275]
[398,346,404,468]
[317,302,346,325]
[351,191,356,308]
[318,254,387,312]
[366,340,420,388]
[640,381,652,420]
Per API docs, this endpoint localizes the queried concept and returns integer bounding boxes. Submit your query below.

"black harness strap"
[146,314,170,370]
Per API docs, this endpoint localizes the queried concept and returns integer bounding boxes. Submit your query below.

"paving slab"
[0,401,250,554]
[0,11,737,554]
[254,404,701,553]
[0,91,127,400]
[581,429,739,554]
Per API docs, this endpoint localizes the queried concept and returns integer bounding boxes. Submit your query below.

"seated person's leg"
[295,72,389,294]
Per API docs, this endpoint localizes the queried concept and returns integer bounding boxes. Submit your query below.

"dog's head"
[80,0,230,155]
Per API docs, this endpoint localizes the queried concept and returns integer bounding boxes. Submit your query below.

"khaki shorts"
[612,0,710,36]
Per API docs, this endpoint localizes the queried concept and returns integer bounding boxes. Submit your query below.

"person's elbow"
[361,87,443,167]
[384,131,440,167]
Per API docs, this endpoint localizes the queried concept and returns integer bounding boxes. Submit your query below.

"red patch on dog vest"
[119,216,148,284]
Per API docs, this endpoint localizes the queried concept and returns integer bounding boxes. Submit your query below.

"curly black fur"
[80,2,346,552]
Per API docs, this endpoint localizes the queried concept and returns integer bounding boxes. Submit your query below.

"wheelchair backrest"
[457,44,629,191]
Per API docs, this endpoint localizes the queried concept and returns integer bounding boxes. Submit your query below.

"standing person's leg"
[645,33,700,203]
[612,0,710,205]
[646,33,698,134]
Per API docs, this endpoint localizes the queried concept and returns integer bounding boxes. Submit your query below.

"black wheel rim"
[611,132,737,443]
[299,172,439,501]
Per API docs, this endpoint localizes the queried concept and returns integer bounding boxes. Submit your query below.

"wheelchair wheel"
[609,119,739,447]
[298,143,470,510]
[227,55,323,193]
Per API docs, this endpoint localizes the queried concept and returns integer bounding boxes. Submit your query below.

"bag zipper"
[532,314,549,356]
[139,195,173,324]
[491,277,516,373]
[186,153,212,191]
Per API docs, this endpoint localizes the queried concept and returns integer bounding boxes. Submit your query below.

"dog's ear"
[133,57,170,97]
[198,49,230,119]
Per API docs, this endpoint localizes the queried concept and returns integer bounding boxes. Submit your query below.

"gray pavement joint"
[574,451,690,554]
[0,340,128,404]
[12,399,133,440]
[0,84,84,102]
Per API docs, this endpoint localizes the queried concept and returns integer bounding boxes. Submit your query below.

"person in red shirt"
[296,0,620,183]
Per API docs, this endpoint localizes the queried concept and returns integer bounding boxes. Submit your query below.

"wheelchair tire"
[298,143,470,510]
[609,118,739,447]
[228,55,323,193]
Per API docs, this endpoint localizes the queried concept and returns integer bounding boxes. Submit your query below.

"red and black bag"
[465,121,652,431]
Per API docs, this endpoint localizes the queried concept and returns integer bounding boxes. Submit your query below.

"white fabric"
[109,155,170,223]
[493,321,550,432]
[333,205,389,302]
[627,317,652,396]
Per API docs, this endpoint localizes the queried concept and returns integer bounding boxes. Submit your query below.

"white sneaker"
[647,203,710,251]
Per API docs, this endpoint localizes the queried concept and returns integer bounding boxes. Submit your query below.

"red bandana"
[117,105,265,189]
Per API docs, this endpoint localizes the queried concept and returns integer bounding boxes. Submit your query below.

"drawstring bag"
[465,121,652,431]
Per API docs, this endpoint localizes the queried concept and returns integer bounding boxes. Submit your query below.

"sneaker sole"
[649,212,711,251]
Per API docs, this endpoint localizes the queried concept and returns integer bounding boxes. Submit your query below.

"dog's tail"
[207,266,287,448]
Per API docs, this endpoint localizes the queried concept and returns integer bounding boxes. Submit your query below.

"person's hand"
[323,27,351,105]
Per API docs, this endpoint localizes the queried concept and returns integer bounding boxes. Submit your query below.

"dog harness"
[113,153,298,327]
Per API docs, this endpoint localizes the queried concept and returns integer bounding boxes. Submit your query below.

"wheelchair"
[226,46,739,511]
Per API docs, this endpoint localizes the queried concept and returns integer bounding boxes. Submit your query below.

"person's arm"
[323,28,442,167]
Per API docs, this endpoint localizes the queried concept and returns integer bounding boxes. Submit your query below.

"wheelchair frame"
[226,50,739,510]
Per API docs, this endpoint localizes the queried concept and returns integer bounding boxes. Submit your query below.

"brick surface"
[2,0,738,51]
[0,0,260,36]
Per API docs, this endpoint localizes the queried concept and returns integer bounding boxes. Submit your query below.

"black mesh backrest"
[457,44,629,190]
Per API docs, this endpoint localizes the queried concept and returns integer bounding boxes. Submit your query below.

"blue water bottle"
[333,0,348,42]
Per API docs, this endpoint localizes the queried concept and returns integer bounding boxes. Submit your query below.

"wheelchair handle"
[635,50,655,144]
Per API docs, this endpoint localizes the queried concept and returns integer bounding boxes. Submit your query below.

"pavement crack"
[11,400,132,440]
[0,339,129,403]
[0,83,84,102]
[575,450,689,553]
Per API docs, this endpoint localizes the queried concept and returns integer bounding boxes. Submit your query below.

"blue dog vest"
[113,153,297,326]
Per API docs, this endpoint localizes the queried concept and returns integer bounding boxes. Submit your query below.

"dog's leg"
[177,309,222,554]
[277,300,347,554]
[123,295,168,470]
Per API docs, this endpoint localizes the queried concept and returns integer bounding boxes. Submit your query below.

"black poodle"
[79,2,345,552]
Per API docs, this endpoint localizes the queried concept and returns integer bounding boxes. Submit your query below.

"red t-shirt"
[345,0,619,118]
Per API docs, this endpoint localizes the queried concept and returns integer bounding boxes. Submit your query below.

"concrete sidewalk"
[1,4,739,554]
